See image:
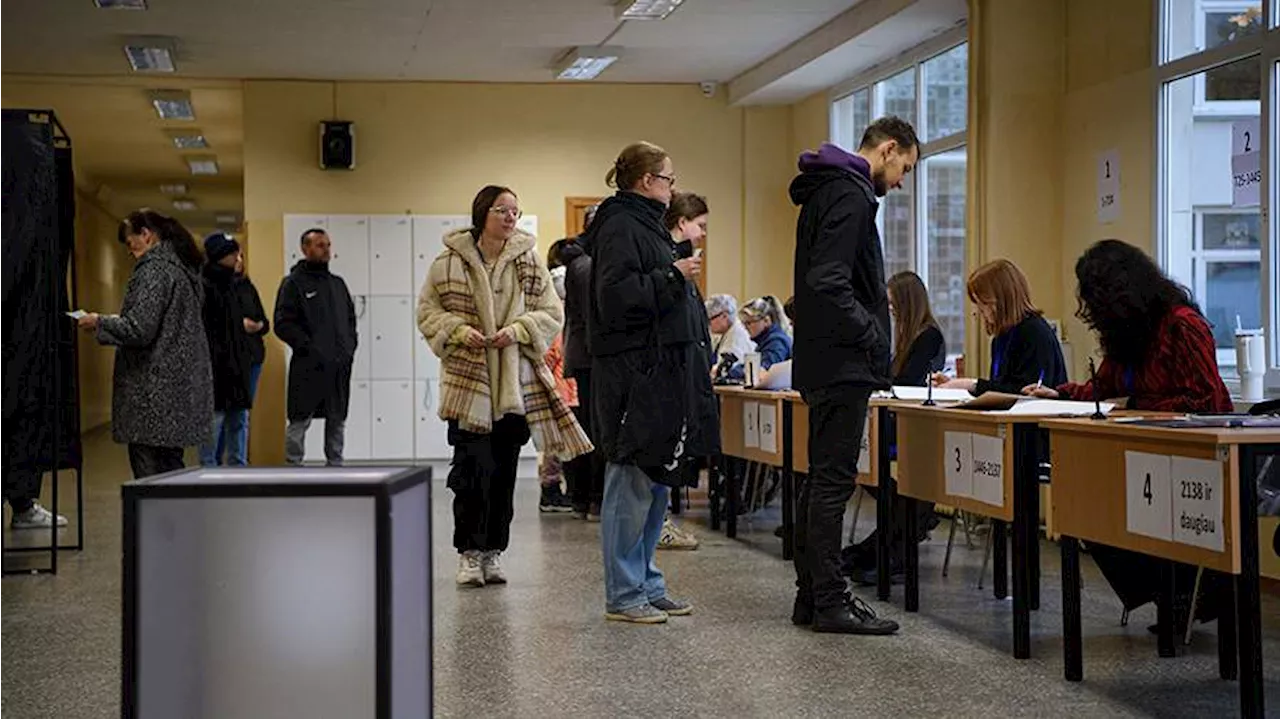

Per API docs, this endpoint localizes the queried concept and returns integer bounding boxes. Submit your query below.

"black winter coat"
[274,260,358,421]
[203,264,256,411]
[584,191,719,468]
[790,164,892,393]
[233,274,270,366]
[560,238,592,376]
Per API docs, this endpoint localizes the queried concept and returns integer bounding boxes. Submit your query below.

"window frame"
[1155,0,1279,391]
[828,27,969,359]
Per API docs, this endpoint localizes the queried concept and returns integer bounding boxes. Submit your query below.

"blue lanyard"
[1123,366,1135,395]
[991,335,1010,377]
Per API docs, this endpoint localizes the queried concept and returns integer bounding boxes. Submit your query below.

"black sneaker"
[539,484,573,513]
[812,595,900,635]
[792,596,814,626]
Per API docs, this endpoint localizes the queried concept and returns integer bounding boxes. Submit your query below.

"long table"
[1043,417,1279,719]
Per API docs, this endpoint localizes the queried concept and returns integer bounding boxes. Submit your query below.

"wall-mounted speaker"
[319,121,355,170]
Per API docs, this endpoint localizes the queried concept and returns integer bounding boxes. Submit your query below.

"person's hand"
[929,372,950,387]
[243,318,264,333]
[1022,384,1060,399]
[673,256,701,280]
[939,377,977,392]
[488,327,517,349]
[463,328,487,349]
[77,313,100,331]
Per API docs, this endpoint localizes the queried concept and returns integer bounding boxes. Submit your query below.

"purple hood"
[797,142,870,181]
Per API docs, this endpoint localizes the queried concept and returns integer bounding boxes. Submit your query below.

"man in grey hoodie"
[788,116,919,635]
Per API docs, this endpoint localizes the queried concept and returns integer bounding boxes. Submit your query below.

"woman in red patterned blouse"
[1026,239,1232,635]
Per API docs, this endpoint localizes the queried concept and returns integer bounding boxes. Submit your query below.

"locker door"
[370,216,412,296]
[284,215,327,270]
[372,380,414,460]
[414,379,452,460]
[352,298,372,381]
[413,331,440,383]
[346,380,373,461]
[370,296,414,380]
[328,216,370,297]
[411,216,452,292]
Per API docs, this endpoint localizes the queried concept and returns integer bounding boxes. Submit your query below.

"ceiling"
[0,0,965,231]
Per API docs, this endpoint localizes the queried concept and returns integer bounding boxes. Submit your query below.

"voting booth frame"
[1,109,86,576]
[120,466,433,719]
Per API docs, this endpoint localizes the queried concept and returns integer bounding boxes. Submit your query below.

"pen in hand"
[1034,369,1044,392]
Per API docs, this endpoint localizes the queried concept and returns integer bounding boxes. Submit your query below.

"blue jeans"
[601,463,670,612]
[200,410,248,466]
[214,363,262,465]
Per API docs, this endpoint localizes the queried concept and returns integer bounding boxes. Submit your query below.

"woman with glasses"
[586,141,718,623]
[727,296,793,381]
[705,294,755,374]
[418,185,591,589]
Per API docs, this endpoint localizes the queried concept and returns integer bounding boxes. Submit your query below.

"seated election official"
[936,259,1066,395]
[844,271,946,583]
[1025,239,1232,632]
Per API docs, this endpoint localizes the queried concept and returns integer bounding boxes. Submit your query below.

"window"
[1157,0,1278,384]
[830,33,969,361]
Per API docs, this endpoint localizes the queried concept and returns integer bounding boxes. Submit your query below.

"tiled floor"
[2,427,1276,717]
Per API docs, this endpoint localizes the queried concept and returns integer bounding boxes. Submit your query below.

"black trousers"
[128,444,186,480]
[449,414,530,553]
[567,368,604,510]
[795,384,873,610]
[3,469,43,513]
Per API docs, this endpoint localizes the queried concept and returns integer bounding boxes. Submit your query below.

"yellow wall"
[1060,0,1154,380]
[74,194,130,431]
[243,80,803,462]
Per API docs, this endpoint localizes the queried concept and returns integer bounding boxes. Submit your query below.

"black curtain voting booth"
[2,109,85,574]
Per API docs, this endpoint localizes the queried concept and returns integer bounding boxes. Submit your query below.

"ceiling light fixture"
[186,156,219,176]
[167,129,209,149]
[215,213,240,226]
[615,0,684,20]
[124,37,177,72]
[150,90,195,120]
[172,198,198,211]
[159,183,188,195]
[96,0,147,8]
[554,46,621,81]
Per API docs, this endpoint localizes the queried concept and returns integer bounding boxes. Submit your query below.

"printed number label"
[944,432,973,499]
[1171,457,1224,552]
[1179,480,1211,502]
[1125,452,1173,541]
[1143,473,1152,505]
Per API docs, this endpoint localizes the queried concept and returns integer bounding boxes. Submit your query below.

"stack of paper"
[874,386,973,402]
[949,392,1114,416]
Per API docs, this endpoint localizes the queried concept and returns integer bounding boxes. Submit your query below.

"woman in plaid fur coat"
[418,185,592,588]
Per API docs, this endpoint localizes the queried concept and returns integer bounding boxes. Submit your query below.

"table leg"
[876,407,894,602]
[1237,444,1267,718]
[1156,559,1176,658]
[904,496,919,612]
[993,519,1008,600]
[1219,575,1238,681]
[1061,536,1083,681]
[781,402,795,562]
[709,455,721,532]
[1012,464,1031,659]
[726,457,738,539]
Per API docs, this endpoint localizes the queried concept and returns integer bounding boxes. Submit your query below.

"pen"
[1034,369,1044,392]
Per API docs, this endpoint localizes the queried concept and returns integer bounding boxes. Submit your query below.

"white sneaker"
[10,503,67,530]
[658,517,699,551]
[456,551,485,587]
[481,551,507,584]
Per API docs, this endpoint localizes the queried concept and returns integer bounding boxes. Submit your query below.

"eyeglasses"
[709,311,728,322]
[490,206,523,219]
[652,173,676,187]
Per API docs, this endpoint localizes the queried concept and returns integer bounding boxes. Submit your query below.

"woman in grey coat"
[77,210,214,478]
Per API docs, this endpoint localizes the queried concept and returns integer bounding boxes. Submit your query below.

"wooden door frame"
[564,195,707,296]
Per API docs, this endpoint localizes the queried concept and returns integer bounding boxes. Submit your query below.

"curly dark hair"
[1074,239,1198,367]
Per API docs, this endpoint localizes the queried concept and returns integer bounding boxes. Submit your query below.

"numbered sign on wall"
[1097,148,1120,224]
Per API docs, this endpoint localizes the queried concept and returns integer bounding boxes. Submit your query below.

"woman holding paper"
[934,259,1066,396]
[1023,239,1231,634]
[727,296,792,381]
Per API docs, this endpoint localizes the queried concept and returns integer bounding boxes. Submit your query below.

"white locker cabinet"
[370,296,414,381]
[414,332,440,383]
[370,216,413,296]
[307,380,373,462]
[414,379,452,459]
[283,215,327,269]
[411,216,459,294]
[352,298,372,381]
[372,380,415,459]
[327,216,371,297]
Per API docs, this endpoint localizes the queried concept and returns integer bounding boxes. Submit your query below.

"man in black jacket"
[274,228,358,466]
[789,116,919,635]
